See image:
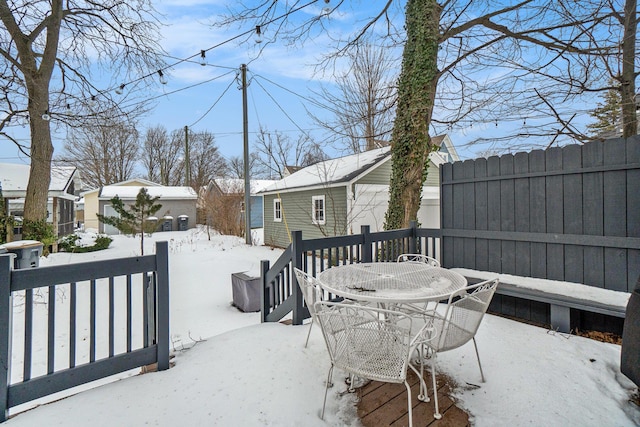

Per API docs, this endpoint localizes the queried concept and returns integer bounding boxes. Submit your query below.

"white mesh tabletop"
[317,263,467,303]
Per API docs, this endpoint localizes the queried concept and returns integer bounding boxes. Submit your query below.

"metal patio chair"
[314,301,436,427]
[422,278,499,419]
[394,254,441,315]
[397,253,441,267]
[293,268,325,348]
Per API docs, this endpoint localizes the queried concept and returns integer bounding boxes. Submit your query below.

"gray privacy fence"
[440,137,640,292]
[0,241,170,422]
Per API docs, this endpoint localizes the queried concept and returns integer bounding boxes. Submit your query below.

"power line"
[189,76,237,127]
[94,0,322,99]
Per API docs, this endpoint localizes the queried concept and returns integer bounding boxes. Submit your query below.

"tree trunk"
[621,0,637,137]
[385,0,441,230]
[6,0,62,240]
[23,88,53,236]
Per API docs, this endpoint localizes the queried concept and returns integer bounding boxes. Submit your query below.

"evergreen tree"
[97,188,162,255]
[587,88,622,136]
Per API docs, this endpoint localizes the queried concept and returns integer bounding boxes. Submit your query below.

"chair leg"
[404,380,413,427]
[321,365,334,420]
[304,320,313,348]
[409,344,429,402]
[430,353,442,420]
[472,337,486,382]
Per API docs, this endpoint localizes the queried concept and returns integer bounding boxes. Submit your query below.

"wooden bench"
[450,268,629,333]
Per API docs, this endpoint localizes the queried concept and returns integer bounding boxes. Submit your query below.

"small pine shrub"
[58,233,112,253]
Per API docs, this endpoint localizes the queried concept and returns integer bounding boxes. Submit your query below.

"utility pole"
[241,64,251,245]
[184,125,191,187]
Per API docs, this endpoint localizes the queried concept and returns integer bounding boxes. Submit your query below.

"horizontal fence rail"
[0,241,170,422]
[260,223,442,324]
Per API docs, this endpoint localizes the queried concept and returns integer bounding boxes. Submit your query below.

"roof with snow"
[260,147,392,194]
[99,186,197,200]
[0,163,76,198]
[212,178,278,195]
[80,178,162,196]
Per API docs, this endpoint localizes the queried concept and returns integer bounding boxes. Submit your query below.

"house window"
[273,199,282,222]
[312,195,325,225]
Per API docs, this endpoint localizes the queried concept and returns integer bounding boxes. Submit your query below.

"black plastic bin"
[162,216,173,232]
[178,215,188,231]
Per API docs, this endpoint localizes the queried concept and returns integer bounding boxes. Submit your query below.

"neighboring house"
[81,178,161,231]
[0,163,77,241]
[283,165,302,176]
[205,178,277,229]
[260,135,459,248]
[96,185,198,235]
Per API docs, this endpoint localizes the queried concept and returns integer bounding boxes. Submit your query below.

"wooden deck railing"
[260,223,441,324]
[0,241,170,422]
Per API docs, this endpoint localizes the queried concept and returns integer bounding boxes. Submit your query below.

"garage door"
[351,184,440,233]
[103,204,120,235]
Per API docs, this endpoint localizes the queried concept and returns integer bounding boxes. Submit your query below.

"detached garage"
[98,185,197,235]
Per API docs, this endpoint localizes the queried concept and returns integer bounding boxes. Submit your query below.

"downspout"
[346,182,354,235]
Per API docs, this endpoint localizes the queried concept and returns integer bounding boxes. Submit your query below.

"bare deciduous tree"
[228,153,264,179]
[0,0,164,239]
[310,42,396,154]
[201,181,244,238]
[217,0,638,229]
[60,117,140,188]
[142,126,184,186]
[252,126,325,179]
[187,130,228,191]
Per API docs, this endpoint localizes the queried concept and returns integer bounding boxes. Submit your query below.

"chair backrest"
[435,278,499,352]
[397,253,440,267]
[314,301,416,383]
[293,268,323,319]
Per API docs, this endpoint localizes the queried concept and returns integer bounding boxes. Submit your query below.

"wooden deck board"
[356,370,470,427]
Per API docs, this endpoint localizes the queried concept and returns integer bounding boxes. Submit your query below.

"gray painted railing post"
[291,230,304,325]
[409,220,418,254]
[155,241,170,371]
[361,225,372,263]
[0,255,12,422]
[260,260,270,323]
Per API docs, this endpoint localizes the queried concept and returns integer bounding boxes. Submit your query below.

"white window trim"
[273,198,282,222]
[311,195,326,225]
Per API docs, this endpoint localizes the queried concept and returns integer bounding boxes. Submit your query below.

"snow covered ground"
[3,228,639,426]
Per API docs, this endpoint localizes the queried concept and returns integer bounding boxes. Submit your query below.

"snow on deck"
[451,268,630,308]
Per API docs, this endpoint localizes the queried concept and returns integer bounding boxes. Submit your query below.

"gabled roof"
[261,146,392,194]
[211,178,278,195]
[431,134,460,163]
[81,178,162,197]
[99,185,197,200]
[0,163,76,199]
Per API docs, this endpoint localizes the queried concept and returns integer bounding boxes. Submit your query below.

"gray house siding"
[357,160,392,185]
[357,158,439,187]
[425,164,440,186]
[98,199,197,234]
[263,187,347,248]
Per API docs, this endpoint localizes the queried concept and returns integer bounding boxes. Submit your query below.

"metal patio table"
[317,262,467,304]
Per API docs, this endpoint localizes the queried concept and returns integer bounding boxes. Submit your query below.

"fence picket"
[0,242,169,415]
[69,282,77,369]
[47,285,55,374]
[0,256,11,422]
